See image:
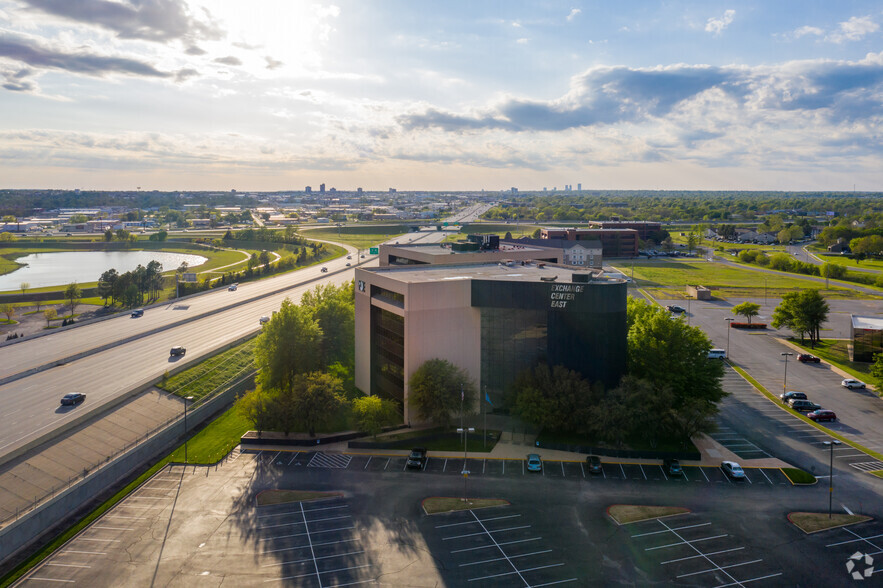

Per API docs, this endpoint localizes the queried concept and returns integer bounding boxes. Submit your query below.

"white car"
[721,461,745,479]
[841,378,866,389]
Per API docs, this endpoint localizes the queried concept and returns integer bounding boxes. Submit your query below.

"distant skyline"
[1,1,882,191]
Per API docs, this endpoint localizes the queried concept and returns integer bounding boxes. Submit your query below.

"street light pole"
[781,352,794,394]
[726,318,734,360]
[184,395,194,463]
[823,440,841,518]
[457,426,475,503]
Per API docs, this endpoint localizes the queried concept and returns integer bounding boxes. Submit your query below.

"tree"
[777,228,792,244]
[64,282,81,317]
[850,235,883,257]
[1,303,16,322]
[732,301,761,324]
[302,282,355,368]
[821,263,847,280]
[352,395,400,438]
[254,298,322,394]
[43,307,56,326]
[104,229,114,242]
[871,353,883,391]
[19,282,29,297]
[408,359,475,426]
[287,372,346,437]
[98,269,118,305]
[235,387,275,435]
[771,290,829,347]
[768,252,792,272]
[513,363,598,434]
[0,232,15,242]
[148,230,168,242]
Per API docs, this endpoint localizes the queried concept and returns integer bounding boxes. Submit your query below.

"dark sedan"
[797,354,821,363]
[60,393,86,406]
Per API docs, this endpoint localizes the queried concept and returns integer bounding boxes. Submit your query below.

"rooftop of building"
[851,315,883,330]
[361,260,614,284]
[384,242,557,257]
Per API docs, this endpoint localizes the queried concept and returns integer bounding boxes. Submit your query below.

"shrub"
[730,322,767,329]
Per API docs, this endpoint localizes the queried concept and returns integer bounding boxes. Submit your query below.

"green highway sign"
[369,247,379,254]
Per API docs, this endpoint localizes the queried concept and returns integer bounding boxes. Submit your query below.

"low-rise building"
[850,315,883,362]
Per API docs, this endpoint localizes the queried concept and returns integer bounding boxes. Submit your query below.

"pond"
[0,250,208,291]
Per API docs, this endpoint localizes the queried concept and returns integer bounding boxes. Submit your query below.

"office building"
[378,237,564,267]
[850,315,883,362]
[540,228,639,258]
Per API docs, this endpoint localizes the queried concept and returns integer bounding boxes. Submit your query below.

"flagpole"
[483,385,487,449]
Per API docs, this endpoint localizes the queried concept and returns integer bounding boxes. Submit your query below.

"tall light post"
[457,426,475,503]
[183,395,194,463]
[823,440,841,518]
[781,352,794,394]
[725,317,734,360]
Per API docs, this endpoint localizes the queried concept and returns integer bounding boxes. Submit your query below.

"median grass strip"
[607,505,690,525]
[871,471,883,478]
[787,512,872,534]
[729,364,883,463]
[422,497,509,515]
[159,338,257,401]
[256,490,342,506]
[781,468,816,485]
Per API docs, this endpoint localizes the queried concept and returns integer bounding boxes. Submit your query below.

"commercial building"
[354,262,627,422]
[378,238,564,267]
[503,238,602,268]
[539,228,639,258]
[850,315,883,362]
[587,221,662,241]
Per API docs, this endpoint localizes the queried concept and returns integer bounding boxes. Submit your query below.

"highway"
[0,203,490,466]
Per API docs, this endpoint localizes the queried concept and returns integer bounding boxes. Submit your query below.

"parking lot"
[253,449,794,488]
[626,512,783,585]
[814,519,883,581]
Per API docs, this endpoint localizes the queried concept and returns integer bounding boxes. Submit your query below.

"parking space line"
[299,500,322,587]
[458,549,553,567]
[263,550,365,567]
[262,537,359,554]
[46,563,92,568]
[699,468,710,482]
[580,463,585,478]
[78,538,120,542]
[383,458,390,470]
[443,458,448,472]
[619,464,626,478]
[639,465,647,480]
[483,460,486,474]
[659,466,667,481]
[303,504,350,514]
[677,559,762,579]
[715,572,783,586]
[757,469,772,484]
[260,526,355,541]
[103,515,147,520]
[661,547,744,565]
[63,550,106,555]
[92,526,133,531]
[682,468,689,482]
[26,578,74,583]
[656,520,743,586]
[465,509,530,586]
[260,514,350,529]
[443,525,531,541]
[364,456,371,469]
[287,452,301,466]
[530,579,579,587]
[645,534,727,551]
[272,564,371,583]
[497,537,542,547]
[436,514,522,529]
[480,514,523,523]
[632,522,711,538]
[743,470,752,484]
[561,462,565,477]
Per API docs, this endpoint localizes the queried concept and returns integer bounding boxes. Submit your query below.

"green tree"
[821,263,847,280]
[768,252,792,271]
[352,395,400,438]
[68,214,88,224]
[732,301,761,324]
[254,298,322,394]
[513,363,598,434]
[408,359,475,426]
[686,232,698,253]
[871,353,883,391]
[235,387,275,435]
[850,235,883,257]
[19,282,29,297]
[771,290,829,347]
[64,282,81,317]
[302,282,355,368]
[43,307,56,326]
[287,371,346,437]
[0,232,15,242]
[777,228,792,244]
[104,229,114,242]
[1,303,16,322]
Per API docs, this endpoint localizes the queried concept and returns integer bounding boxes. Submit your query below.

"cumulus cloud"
[567,8,581,22]
[213,55,241,66]
[264,56,283,70]
[1,66,35,92]
[0,33,171,81]
[705,9,735,35]
[19,0,223,43]
[185,45,207,56]
[792,25,824,39]
[828,15,878,43]
[516,38,529,44]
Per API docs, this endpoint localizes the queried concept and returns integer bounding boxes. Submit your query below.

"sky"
[1,1,882,192]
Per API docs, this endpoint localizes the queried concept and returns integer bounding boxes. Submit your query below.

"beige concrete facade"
[378,242,562,267]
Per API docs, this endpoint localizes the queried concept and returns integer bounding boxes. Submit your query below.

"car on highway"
[666,305,686,313]
[131,308,144,318]
[808,409,837,422]
[585,455,602,475]
[721,461,746,479]
[259,316,270,324]
[345,262,351,267]
[346,255,352,260]
[662,458,683,476]
[360,254,366,258]
[780,391,807,403]
[797,353,820,363]
[228,283,238,291]
[169,346,186,357]
[526,453,543,472]
[321,267,328,273]
[788,398,821,412]
[60,393,86,406]
[841,378,866,389]
[406,447,427,470]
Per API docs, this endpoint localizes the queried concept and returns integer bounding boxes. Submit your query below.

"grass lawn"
[611,260,865,299]
[786,339,873,381]
[810,252,883,272]
[158,339,257,401]
[422,497,509,515]
[871,470,883,478]
[787,512,872,534]
[607,505,690,524]
[781,468,816,484]
[168,405,252,464]
[299,227,407,250]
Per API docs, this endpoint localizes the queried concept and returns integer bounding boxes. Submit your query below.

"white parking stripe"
[656,520,744,587]
[459,549,553,566]
[632,523,710,538]
[46,563,92,568]
[364,456,372,469]
[287,452,301,466]
[661,547,744,565]
[714,572,783,586]
[677,559,762,578]
[264,550,365,567]
[645,534,728,551]
[443,525,531,541]
[62,550,106,555]
[464,509,531,586]
[699,468,710,482]
[25,578,74,583]
[530,580,579,587]
[92,526,133,531]
[639,464,647,480]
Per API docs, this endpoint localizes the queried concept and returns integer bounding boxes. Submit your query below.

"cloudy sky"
[1,1,882,191]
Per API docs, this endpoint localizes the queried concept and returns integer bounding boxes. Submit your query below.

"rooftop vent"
[572,274,590,283]
[540,275,558,282]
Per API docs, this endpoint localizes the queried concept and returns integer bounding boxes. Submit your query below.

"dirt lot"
[1,303,106,341]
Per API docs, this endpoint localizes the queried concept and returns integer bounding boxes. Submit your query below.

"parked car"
[721,461,746,479]
[663,458,683,476]
[131,308,144,318]
[60,393,86,406]
[526,454,543,472]
[169,345,186,357]
[228,283,238,291]
[789,398,821,412]
[707,349,727,359]
[259,316,270,324]
[797,353,820,363]
[406,447,427,470]
[808,409,837,422]
[780,391,807,403]
[666,305,686,313]
[585,455,602,475]
[841,379,866,389]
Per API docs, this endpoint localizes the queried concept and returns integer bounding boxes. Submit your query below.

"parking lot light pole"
[725,318,734,359]
[457,427,475,503]
[184,396,194,464]
[781,352,794,394]
[823,440,841,518]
